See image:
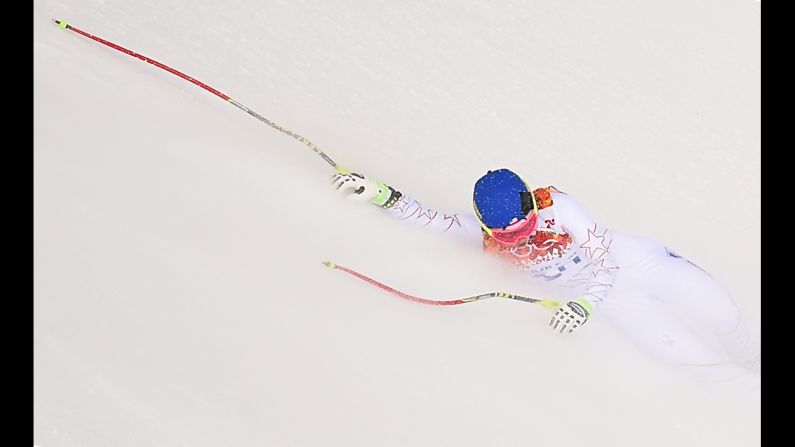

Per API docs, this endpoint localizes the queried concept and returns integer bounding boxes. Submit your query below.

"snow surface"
[34,0,760,445]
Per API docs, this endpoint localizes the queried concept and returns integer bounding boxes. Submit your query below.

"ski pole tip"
[322,261,336,269]
[53,19,68,29]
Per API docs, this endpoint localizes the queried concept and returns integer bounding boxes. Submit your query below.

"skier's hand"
[549,298,592,334]
[332,170,401,208]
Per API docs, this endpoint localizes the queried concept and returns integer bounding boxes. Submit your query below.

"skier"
[332,168,759,387]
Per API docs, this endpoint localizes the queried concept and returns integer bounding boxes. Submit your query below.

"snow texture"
[35,0,760,446]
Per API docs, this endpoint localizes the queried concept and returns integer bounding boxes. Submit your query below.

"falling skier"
[332,168,760,387]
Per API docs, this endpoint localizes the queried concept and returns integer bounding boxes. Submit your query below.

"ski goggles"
[476,190,539,245]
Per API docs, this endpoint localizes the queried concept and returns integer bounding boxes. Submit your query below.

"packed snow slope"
[34,0,760,446]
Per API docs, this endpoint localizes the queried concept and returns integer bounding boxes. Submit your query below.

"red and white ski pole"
[324,262,561,309]
[52,19,339,170]
[53,19,553,309]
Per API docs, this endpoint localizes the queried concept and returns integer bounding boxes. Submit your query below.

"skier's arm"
[552,192,619,310]
[332,171,482,242]
[383,191,482,238]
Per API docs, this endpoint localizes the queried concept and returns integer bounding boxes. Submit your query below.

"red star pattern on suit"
[579,224,610,259]
[591,258,620,277]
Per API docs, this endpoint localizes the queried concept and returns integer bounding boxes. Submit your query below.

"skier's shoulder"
[535,186,591,220]
[532,185,568,211]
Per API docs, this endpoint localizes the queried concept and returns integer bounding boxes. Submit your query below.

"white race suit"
[380,185,760,387]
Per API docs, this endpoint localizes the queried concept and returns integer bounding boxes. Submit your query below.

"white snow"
[34,0,760,446]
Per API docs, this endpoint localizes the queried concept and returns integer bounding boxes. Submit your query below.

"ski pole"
[52,19,339,170]
[323,261,561,309]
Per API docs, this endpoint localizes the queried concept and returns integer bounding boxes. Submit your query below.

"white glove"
[332,171,402,208]
[549,298,592,334]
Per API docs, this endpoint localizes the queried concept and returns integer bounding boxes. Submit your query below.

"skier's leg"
[599,291,755,386]
[641,247,760,374]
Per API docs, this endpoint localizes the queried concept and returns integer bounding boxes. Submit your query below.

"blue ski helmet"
[473,169,534,229]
